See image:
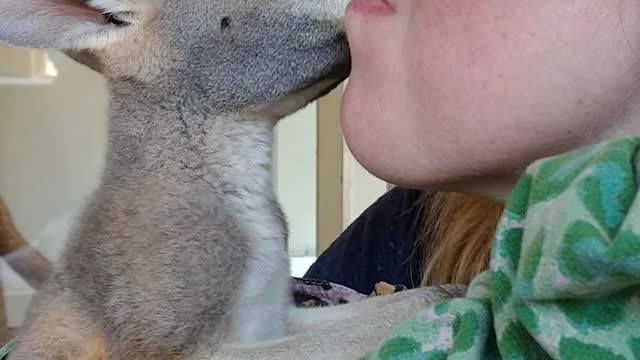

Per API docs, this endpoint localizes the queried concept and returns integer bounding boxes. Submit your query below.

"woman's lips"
[346,0,395,16]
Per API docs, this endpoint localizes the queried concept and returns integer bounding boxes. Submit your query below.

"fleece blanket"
[0,277,404,358]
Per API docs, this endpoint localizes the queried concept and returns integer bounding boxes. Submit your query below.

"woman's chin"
[341,80,415,187]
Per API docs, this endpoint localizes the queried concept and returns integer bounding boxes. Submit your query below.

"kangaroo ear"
[0,0,124,49]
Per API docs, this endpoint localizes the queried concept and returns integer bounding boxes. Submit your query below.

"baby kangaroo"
[0,0,349,358]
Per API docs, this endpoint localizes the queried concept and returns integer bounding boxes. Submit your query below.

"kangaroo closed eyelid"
[221,16,231,30]
[104,12,129,26]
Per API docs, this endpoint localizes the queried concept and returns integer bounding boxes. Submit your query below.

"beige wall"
[0,53,108,259]
[315,88,344,254]
[275,103,318,257]
[0,45,55,84]
[342,140,388,226]
[0,52,108,325]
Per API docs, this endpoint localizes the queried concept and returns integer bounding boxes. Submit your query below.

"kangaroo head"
[0,0,350,115]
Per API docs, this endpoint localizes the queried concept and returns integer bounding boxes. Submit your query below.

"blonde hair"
[420,191,503,287]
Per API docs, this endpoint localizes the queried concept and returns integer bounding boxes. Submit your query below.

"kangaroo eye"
[104,12,128,26]
[220,16,231,31]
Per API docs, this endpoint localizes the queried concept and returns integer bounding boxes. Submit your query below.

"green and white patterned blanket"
[362,136,640,360]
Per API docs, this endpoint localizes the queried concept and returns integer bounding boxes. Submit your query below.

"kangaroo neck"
[101,88,277,198]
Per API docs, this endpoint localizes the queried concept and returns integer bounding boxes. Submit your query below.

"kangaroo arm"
[206,285,467,360]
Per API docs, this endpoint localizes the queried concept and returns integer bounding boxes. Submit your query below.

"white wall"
[0,52,108,325]
[274,103,317,258]
[342,141,388,226]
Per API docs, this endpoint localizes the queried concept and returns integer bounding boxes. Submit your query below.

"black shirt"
[304,187,426,294]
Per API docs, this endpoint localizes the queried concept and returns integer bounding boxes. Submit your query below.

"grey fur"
[213,285,468,360]
[0,0,349,359]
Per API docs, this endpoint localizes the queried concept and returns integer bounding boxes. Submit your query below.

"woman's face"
[341,0,640,192]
